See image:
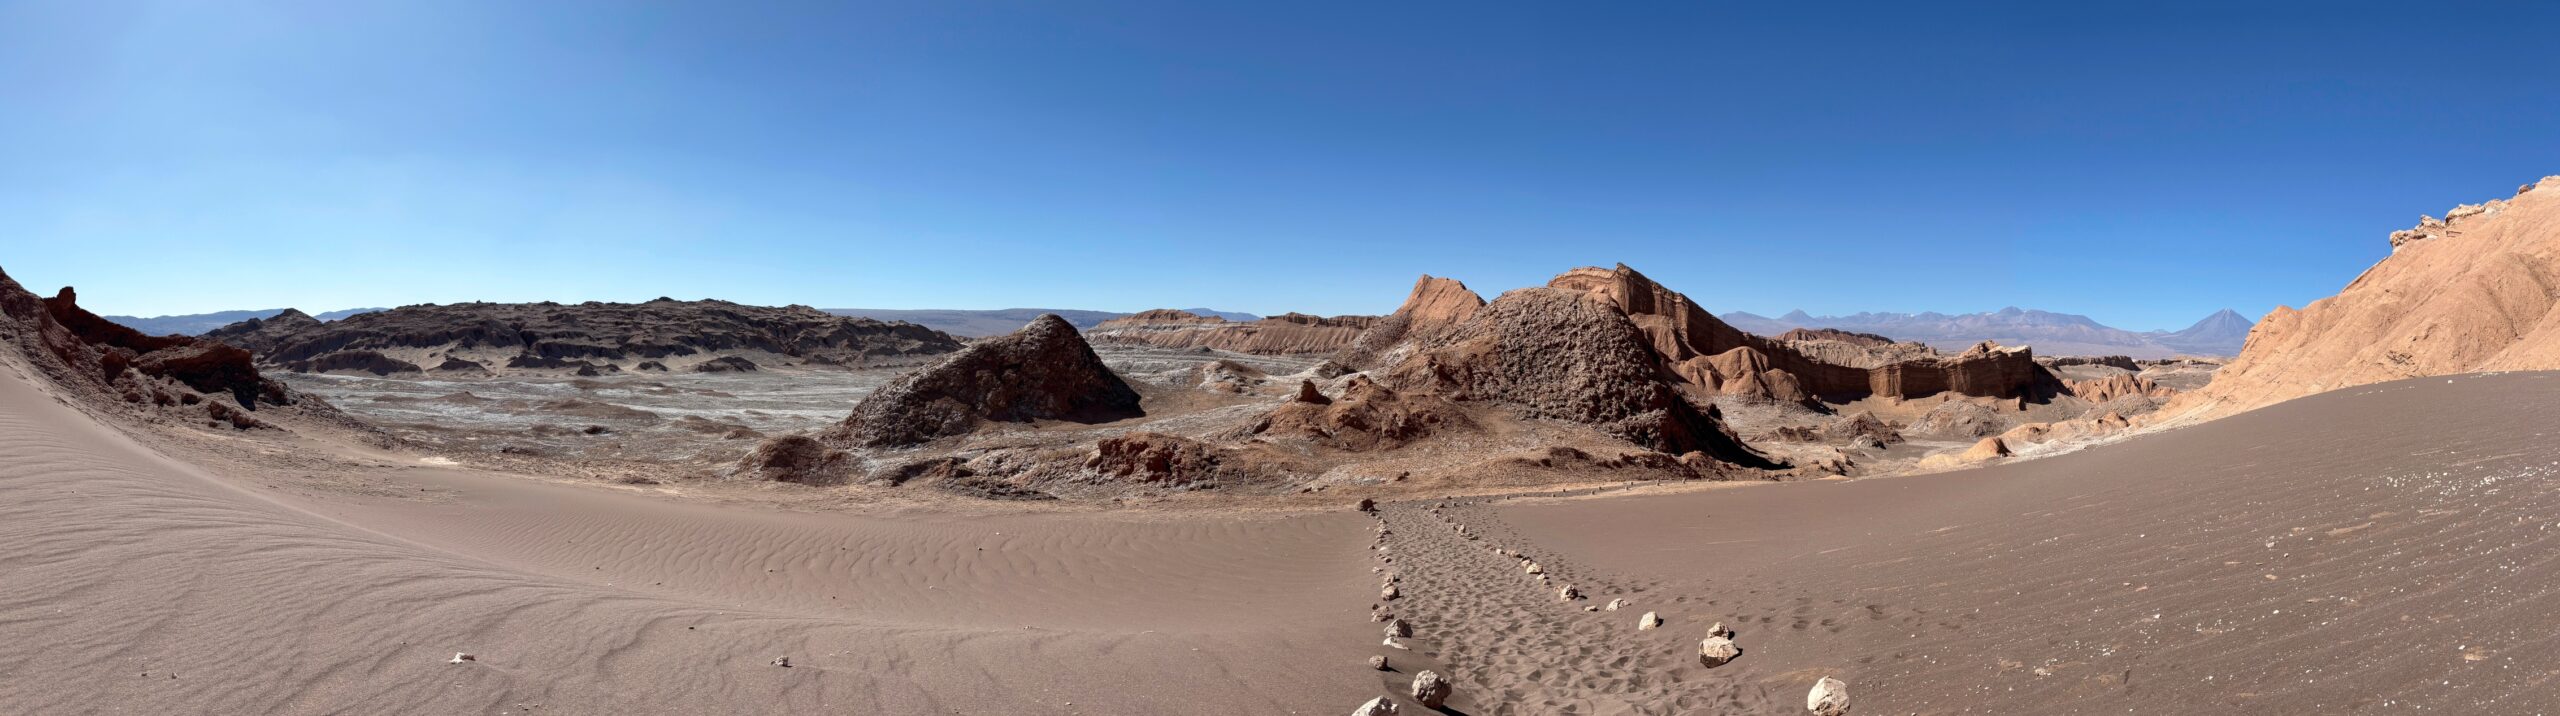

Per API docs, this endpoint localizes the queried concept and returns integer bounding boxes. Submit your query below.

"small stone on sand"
[1411,670,1453,709]
[1808,676,1850,716]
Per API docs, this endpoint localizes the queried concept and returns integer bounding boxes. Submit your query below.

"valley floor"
[6,354,2557,714]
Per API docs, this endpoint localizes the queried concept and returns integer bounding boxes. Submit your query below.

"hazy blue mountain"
[1720,307,2253,358]
[104,307,385,337]
[2150,308,2255,356]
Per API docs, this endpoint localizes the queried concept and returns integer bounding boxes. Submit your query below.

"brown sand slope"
[0,353,1381,713]
[2165,176,2560,421]
[1420,371,2560,713]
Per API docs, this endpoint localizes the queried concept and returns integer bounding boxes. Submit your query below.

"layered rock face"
[0,266,336,429]
[1087,309,1379,355]
[819,314,1143,447]
[1381,286,1776,466]
[205,298,964,374]
[1542,265,2050,403]
[1337,276,1487,368]
[2164,176,2560,421]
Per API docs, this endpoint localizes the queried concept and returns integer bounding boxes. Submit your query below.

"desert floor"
[7,360,2558,714]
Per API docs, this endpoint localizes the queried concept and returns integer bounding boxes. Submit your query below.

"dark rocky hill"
[206,298,964,376]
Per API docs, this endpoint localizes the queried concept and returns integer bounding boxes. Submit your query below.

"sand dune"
[1472,371,2560,712]
[0,355,1378,714]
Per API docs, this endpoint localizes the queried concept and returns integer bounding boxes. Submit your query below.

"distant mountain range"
[106,305,1262,340]
[102,308,385,337]
[1723,307,2254,358]
[822,308,1258,337]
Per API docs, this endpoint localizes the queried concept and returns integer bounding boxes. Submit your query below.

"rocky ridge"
[1087,309,1380,355]
[2162,176,2560,421]
[205,298,965,375]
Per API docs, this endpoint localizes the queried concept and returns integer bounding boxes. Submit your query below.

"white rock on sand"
[1351,696,1400,715]
[1637,612,1662,630]
[1808,676,1850,715]
[1604,598,1627,611]
[1411,670,1453,709]
[447,652,475,664]
[1697,635,1739,667]
[1384,618,1412,638]
[1558,584,1581,601]
[1380,584,1400,600]
[1369,654,1390,671]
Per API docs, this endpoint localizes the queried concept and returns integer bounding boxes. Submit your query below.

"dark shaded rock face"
[733,435,851,485]
[691,356,759,373]
[32,286,279,408]
[822,315,1143,448]
[284,350,422,376]
[203,298,964,372]
[1385,287,1778,468]
[0,267,323,425]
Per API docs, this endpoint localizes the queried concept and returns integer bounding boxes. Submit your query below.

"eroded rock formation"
[205,297,963,374]
[1087,309,1379,355]
[0,266,349,432]
[1337,275,1486,368]
[1540,265,2052,404]
[820,315,1143,447]
[1380,284,1776,466]
[2163,176,2560,422]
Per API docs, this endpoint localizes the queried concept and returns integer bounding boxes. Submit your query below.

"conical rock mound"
[821,314,1143,447]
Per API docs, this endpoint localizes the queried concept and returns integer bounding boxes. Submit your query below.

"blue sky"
[4,1,2555,330]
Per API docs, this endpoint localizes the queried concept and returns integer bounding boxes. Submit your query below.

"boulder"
[1697,635,1740,667]
[1351,696,1400,716]
[1638,612,1663,630]
[1369,655,1390,671]
[1410,670,1452,709]
[1808,676,1850,716]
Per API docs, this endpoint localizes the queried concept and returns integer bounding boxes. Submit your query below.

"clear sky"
[4,1,2555,330]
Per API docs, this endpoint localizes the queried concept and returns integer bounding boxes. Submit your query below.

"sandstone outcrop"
[1243,375,1470,451]
[1381,285,1775,466]
[1541,265,2052,404]
[2162,176,2560,422]
[1337,276,1487,368]
[1088,309,1379,355]
[821,315,1143,447]
[2067,374,2174,404]
[1083,432,1238,485]
[0,266,347,431]
[205,297,963,374]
